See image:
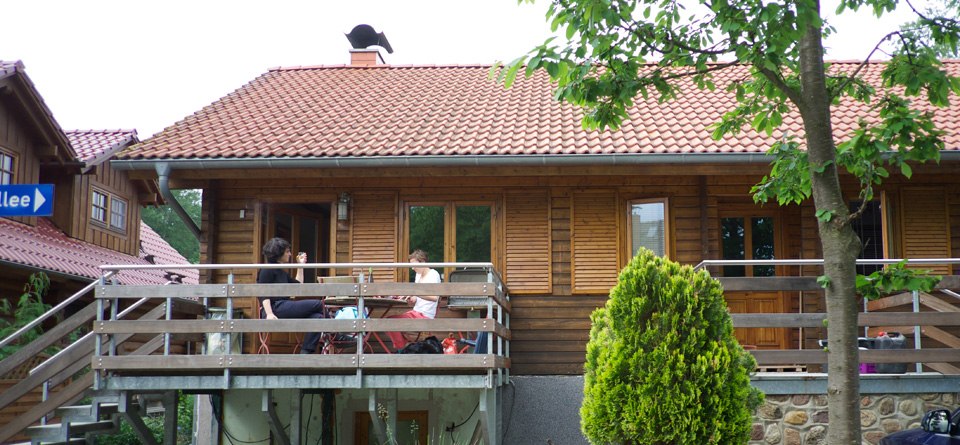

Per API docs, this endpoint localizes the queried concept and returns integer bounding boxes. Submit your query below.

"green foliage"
[96,393,194,445]
[141,189,201,263]
[0,273,52,360]
[503,0,960,215]
[581,249,762,445]
[856,260,941,300]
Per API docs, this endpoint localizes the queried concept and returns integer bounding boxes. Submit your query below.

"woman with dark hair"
[258,237,326,354]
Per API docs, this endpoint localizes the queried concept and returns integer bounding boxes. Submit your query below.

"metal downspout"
[155,163,201,240]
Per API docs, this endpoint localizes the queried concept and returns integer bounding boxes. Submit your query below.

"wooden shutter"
[504,190,552,294]
[900,188,952,275]
[571,190,619,294]
[350,192,398,282]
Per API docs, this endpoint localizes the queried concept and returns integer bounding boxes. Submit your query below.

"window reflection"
[629,201,666,257]
[721,218,746,277]
[455,206,491,262]
[721,216,775,277]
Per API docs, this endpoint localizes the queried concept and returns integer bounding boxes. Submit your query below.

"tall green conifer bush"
[581,249,762,444]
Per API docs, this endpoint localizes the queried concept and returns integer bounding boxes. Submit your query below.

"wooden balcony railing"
[703,258,960,374]
[92,262,511,390]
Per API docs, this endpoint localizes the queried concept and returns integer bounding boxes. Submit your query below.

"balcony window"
[406,202,493,280]
[721,216,776,277]
[850,200,884,275]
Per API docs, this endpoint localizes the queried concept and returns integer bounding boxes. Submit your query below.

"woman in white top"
[386,249,441,349]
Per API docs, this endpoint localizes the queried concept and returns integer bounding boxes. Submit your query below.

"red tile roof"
[66,130,139,164]
[0,218,197,285]
[119,61,960,160]
[139,223,199,284]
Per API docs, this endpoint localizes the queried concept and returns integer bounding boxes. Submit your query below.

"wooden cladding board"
[350,192,398,282]
[504,190,551,294]
[571,190,619,294]
[900,188,952,275]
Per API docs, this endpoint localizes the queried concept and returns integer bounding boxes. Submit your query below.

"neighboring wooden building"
[0,60,197,312]
[112,49,960,376]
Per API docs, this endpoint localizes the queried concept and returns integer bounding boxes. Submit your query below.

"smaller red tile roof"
[139,222,199,284]
[0,218,197,285]
[66,130,139,165]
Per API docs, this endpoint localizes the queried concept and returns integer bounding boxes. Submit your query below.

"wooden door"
[719,210,788,350]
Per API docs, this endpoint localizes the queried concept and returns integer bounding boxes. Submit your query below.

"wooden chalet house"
[0,60,197,444]
[95,34,960,443]
[3,36,960,444]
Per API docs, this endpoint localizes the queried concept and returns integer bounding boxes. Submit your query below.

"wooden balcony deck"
[91,262,512,391]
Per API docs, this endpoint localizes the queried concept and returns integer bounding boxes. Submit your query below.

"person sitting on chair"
[258,237,326,354]
[386,249,441,350]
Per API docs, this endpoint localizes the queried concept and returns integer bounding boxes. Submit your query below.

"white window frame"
[91,189,128,234]
[91,190,108,224]
[626,198,669,258]
[0,151,14,185]
[110,197,128,231]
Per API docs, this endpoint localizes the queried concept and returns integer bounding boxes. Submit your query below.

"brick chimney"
[350,49,385,66]
[345,24,393,66]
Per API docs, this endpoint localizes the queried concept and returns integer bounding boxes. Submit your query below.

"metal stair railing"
[0,276,182,444]
[0,271,115,353]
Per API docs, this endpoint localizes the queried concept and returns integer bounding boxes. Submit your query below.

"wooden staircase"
[0,293,204,445]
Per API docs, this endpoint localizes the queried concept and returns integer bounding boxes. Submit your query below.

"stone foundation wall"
[749,392,959,445]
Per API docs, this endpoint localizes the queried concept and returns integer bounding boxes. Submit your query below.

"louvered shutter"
[571,190,619,294]
[900,188,952,275]
[504,190,552,294]
[351,192,398,282]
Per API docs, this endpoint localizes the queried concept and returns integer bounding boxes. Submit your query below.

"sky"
[4,0,923,139]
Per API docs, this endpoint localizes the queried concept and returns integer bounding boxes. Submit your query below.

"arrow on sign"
[33,188,45,212]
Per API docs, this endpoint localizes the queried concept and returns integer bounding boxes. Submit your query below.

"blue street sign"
[0,184,54,217]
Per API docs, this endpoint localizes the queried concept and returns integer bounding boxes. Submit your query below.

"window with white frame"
[91,190,128,233]
[627,199,668,258]
[91,191,108,223]
[110,197,127,230]
[0,151,14,185]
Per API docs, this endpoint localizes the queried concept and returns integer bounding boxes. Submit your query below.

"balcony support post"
[289,388,302,445]
[479,386,499,445]
[162,390,179,445]
[368,388,396,445]
[263,389,291,445]
[913,290,923,373]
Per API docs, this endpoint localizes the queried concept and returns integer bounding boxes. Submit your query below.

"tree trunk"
[797,4,864,444]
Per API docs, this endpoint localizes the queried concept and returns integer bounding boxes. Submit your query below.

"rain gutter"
[112,151,960,171]
[111,153,778,171]
[156,163,201,241]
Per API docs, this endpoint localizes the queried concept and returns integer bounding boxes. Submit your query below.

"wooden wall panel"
[571,190,619,294]
[504,190,551,294]
[900,188,953,275]
[350,191,398,283]
[78,163,140,256]
[0,99,42,227]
